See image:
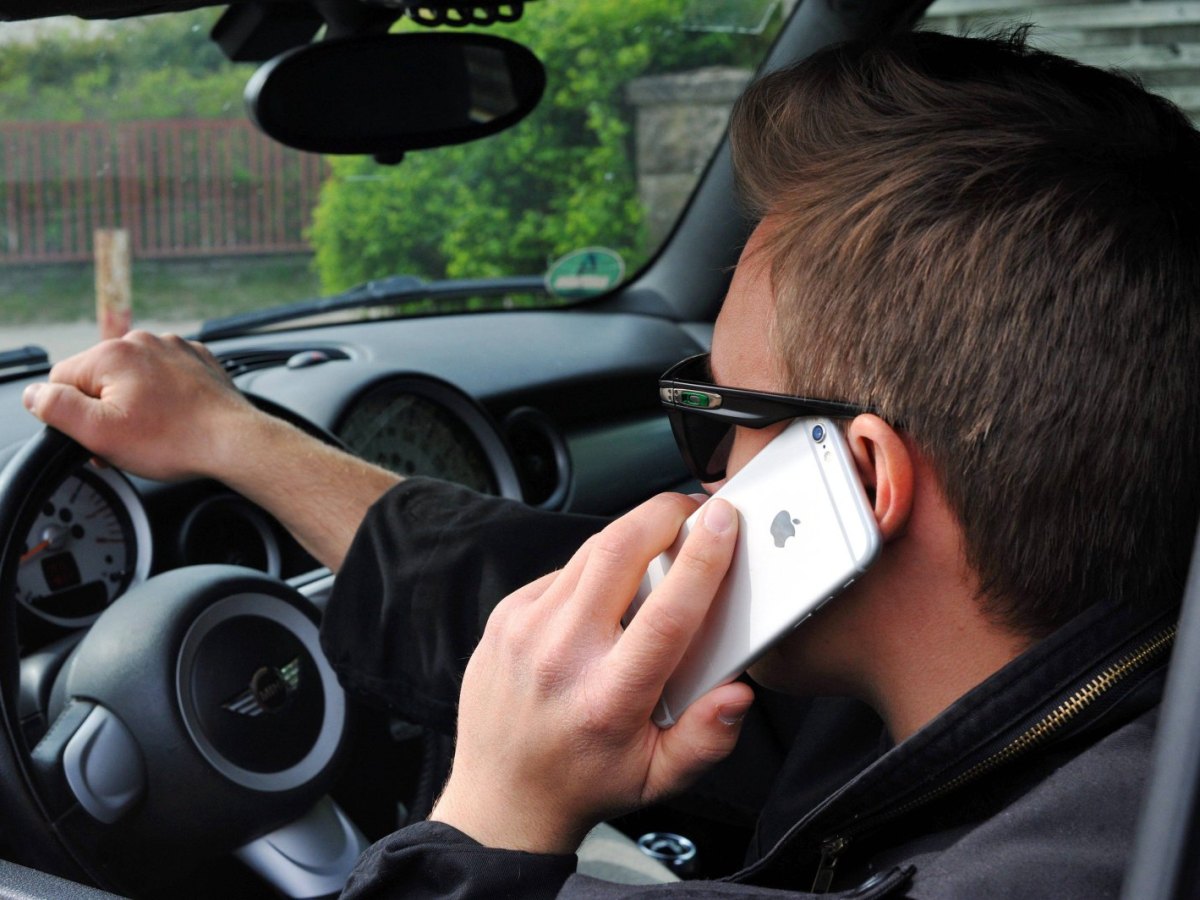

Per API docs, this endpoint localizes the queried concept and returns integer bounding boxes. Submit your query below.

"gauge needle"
[20,539,50,564]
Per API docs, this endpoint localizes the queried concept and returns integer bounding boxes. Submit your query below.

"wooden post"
[94,228,131,341]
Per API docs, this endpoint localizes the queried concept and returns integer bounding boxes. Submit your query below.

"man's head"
[727,30,1200,637]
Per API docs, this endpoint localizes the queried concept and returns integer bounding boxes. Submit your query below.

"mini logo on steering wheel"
[222,658,301,716]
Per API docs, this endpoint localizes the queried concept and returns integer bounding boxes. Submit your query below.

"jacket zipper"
[809,624,1176,893]
[811,836,847,892]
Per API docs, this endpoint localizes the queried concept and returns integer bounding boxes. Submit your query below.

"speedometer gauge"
[340,392,495,492]
[335,376,524,500]
[15,463,152,628]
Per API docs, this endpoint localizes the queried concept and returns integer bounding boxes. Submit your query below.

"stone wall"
[627,1,1200,249]
[625,67,751,246]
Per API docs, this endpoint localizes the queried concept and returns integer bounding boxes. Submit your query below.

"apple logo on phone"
[770,510,801,548]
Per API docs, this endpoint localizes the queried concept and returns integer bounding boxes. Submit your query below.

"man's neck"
[753,442,1036,743]
[858,587,1033,742]
[750,561,1031,744]
[822,478,1033,743]
[853,490,1033,742]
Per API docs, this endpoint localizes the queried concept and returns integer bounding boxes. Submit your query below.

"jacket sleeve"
[340,821,577,899]
[338,822,916,900]
[319,477,609,733]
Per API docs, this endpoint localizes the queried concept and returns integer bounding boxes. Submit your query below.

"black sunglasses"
[659,353,874,482]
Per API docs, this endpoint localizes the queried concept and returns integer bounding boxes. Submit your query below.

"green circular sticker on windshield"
[544,247,626,299]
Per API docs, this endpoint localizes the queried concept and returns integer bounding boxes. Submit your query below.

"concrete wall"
[626,67,751,247]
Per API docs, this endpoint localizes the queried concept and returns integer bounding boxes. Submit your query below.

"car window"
[0,1,787,351]
[922,0,1200,127]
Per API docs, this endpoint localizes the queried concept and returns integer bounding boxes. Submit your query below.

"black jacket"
[321,479,1174,899]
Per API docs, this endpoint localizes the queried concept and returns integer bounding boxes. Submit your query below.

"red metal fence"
[0,119,327,264]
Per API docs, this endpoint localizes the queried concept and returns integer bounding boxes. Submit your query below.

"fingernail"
[22,383,42,411]
[703,498,734,534]
[688,492,709,504]
[718,699,753,726]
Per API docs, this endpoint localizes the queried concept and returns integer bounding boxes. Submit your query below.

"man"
[23,30,1200,898]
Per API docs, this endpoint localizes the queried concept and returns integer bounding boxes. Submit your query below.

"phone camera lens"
[811,424,826,442]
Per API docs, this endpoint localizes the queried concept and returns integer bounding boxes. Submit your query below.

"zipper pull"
[812,836,848,893]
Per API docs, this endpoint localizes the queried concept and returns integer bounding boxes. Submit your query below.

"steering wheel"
[0,426,366,897]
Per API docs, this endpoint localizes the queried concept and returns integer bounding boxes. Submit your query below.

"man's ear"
[847,414,913,541]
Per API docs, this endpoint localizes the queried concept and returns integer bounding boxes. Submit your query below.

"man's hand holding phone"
[430,493,755,855]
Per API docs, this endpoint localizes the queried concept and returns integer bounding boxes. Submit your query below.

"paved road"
[2,319,201,364]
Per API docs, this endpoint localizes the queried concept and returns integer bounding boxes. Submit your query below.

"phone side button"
[809,595,837,617]
[792,611,817,631]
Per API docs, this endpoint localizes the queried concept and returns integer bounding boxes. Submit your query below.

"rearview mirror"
[246,32,546,163]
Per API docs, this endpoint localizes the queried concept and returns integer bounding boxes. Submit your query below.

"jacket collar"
[741,597,1176,885]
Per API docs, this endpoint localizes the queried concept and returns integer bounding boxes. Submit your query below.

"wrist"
[431,778,589,855]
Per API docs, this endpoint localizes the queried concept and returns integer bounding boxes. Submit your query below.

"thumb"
[644,681,754,802]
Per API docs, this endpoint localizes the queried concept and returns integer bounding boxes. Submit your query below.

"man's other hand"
[430,493,755,855]
[22,330,261,482]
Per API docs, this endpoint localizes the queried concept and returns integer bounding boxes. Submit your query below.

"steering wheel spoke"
[235,796,368,898]
[32,700,145,825]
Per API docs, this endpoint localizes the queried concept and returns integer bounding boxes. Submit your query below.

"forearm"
[207,405,401,571]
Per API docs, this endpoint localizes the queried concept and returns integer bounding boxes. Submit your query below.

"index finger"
[559,492,700,627]
[610,498,738,695]
[46,337,131,396]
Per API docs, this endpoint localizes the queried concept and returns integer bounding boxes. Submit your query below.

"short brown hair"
[730,30,1200,636]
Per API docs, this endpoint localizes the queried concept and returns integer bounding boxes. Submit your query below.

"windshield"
[0,1,787,357]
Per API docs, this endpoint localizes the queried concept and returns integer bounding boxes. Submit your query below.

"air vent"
[217,345,350,377]
[503,407,571,509]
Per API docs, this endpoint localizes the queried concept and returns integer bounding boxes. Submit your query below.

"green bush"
[309,1,774,292]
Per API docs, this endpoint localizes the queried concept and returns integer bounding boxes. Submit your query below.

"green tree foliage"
[0,3,773,303]
[0,11,247,121]
[310,1,774,292]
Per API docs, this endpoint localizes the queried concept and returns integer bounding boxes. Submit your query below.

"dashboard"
[0,308,707,653]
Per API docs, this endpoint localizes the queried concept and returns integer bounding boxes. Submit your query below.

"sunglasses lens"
[670,410,734,482]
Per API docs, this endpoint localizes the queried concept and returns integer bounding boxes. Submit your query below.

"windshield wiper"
[195,274,548,342]
[0,345,51,383]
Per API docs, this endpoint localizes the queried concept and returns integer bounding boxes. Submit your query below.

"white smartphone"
[626,418,881,727]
